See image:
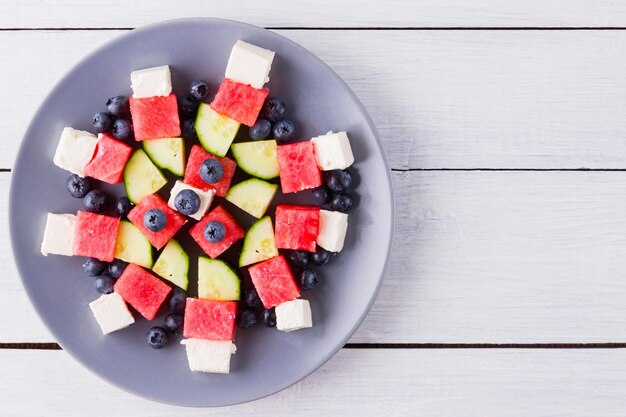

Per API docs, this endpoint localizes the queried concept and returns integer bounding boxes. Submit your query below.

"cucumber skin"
[123,149,167,204]
[225,178,278,219]
[239,216,279,267]
[195,103,240,158]
[114,221,154,269]
[198,257,241,301]
[142,137,185,176]
[152,239,189,290]
[231,140,279,180]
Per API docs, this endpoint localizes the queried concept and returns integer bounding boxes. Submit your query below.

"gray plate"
[9,18,394,407]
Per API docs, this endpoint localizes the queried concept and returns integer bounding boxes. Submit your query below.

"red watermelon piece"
[73,211,120,262]
[189,205,245,258]
[183,298,237,341]
[183,144,236,197]
[114,263,171,320]
[210,78,269,126]
[275,205,320,252]
[277,141,322,193]
[83,133,133,184]
[127,194,186,250]
[248,255,300,308]
[129,93,181,141]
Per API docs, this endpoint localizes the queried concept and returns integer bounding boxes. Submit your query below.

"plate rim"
[8,17,396,407]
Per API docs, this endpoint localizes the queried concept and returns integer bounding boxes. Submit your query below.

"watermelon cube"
[73,211,120,262]
[127,194,187,250]
[248,255,300,308]
[114,263,171,320]
[129,93,181,141]
[275,205,320,252]
[277,141,322,193]
[210,78,269,127]
[183,144,236,197]
[183,298,237,341]
[189,206,245,258]
[84,133,133,184]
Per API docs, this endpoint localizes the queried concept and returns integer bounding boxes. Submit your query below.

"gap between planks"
[6,27,626,31]
[5,343,626,350]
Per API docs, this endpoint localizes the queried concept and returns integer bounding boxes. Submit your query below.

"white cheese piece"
[181,339,237,374]
[311,131,355,171]
[317,210,348,252]
[276,299,313,332]
[53,127,98,176]
[41,213,76,256]
[130,65,172,98]
[225,40,275,89]
[167,180,215,221]
[89,292,135,335]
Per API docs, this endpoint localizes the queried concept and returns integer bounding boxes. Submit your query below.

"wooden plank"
[5,30,626,170]
[2,0,626,28]
[6,170,626,343]
[3,348,626,415]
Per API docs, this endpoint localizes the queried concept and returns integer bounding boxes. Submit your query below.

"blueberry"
[112,118,133,141]
[298,268,319,291]
[169,288,187,314]
[311,247,335,266]
[84,190,107,213]
[82,258,106,276]
[248,119,272,140]
[263,308,277,327]
[94,275,116,294]
[189,80,209,101]
[325,170,352,193]
[199,158,224,184]
[262,97,286,122]
[108,259,128,279]
[204,221,226,243]
[144,209,167,232]
[272,119,295,143]
[146,326,169,349]
[116,196,134,218]
[178,95,199,118]
[66,174,91,198]
[287,250,310,268]
[245,288,262,308]
[92,112,113,133]
[330,193,353,212]
[164,313,184,335]
[106,96,130,117]
[174,189,200,215]
[182,118,198,141]
[239,309,258,329]
[312,186,331,205]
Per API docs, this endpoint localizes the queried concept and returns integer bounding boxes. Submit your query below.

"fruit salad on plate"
[40,40,356,374]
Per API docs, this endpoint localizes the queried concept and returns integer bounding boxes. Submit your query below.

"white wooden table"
[5,1,626,415]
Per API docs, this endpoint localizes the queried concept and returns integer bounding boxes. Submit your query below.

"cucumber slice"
[195,103,240,157]
[225,178,278,218]
[142,137,185,176]
[114,220,153,268]
[231,140,279,179]
[124,149,167,203]
[198,257,240,301]
[239,216,278,267]
[152,239,189,290]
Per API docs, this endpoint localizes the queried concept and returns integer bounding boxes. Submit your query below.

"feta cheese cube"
[167,180,215,221]
[53,127,98,176]
[311,131,354,171]
[276,299,313,332]
[181,339,237,374]
[130,65,172,98]
[41,213,76,256]
[89,292,135,335]
[225,40,275,89]
[317,210,348,252]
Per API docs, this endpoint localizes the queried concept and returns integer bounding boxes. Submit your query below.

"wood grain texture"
[2,0,626,28]
[5,30,626,170]
[7,171,626,343]
[3,348,626,416]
